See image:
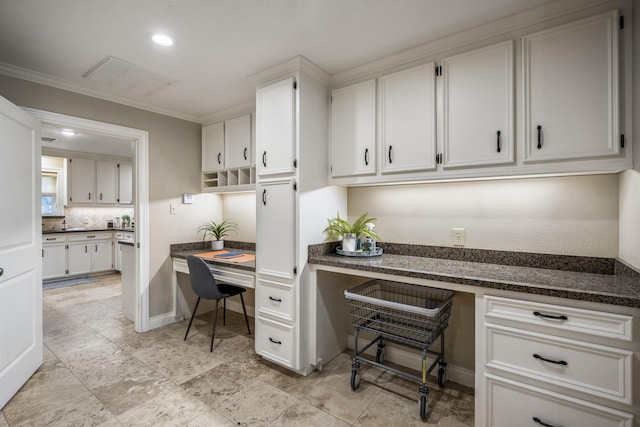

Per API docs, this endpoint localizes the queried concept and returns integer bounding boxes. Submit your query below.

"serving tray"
[336,247,383,257]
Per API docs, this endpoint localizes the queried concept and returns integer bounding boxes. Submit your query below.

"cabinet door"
[96,160,118,204]
[523,11,620,163]
[42,244,67,280]
[91,240,113,272]
[202,122,225,172]
[117,162,133,204]
[68,243,91,275]
[256,179,296,280]
[68,158,95,204]
[225,114,252,169]
[380,64,436,174]
[256,78,296,177]
[442,41,514,168]
[331,80,376,177]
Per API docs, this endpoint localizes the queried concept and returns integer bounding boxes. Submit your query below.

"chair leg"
[184,297,201,341]
[240,293,251,335]
[223,297,227,325]
[210,299,220,352]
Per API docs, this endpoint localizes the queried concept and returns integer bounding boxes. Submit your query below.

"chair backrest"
[187,256,227,300]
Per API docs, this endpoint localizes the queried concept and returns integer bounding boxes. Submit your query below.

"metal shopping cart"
[344,279,454,421]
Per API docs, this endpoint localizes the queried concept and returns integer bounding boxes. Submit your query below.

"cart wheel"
[350,369,360,390]
[375,347,385,364]
[419,395,428,420]
[437,367,446,388]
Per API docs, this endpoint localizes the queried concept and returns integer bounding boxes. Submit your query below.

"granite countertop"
[308,243,640,308]
[170,241,256,273]
[43,228,134,234]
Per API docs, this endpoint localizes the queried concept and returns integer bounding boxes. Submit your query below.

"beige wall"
[348,174,619,258]
[0,74,221,317]
[221,193,256,243]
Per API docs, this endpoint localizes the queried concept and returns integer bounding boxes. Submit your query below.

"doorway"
[26,108,151,332]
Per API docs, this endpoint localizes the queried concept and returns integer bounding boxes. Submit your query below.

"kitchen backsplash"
[42,206,135,231]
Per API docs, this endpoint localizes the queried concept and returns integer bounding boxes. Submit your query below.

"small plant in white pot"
[323,212,380,252]
[197,219,238,250]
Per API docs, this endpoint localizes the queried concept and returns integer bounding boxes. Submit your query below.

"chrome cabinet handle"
[269,337,282,345]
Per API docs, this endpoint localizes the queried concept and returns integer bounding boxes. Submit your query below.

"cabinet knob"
[496,130,501,153]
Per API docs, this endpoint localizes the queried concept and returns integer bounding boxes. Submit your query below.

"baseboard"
[148,312,178,330]
[347,334,475,389]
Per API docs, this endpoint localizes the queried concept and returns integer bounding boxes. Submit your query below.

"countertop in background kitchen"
[43,227,135,234]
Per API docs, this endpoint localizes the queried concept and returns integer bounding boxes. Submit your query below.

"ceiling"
[0,0,558,123]
[41,124,134,158]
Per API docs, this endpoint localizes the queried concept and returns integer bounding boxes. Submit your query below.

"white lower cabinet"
[255,316,295,369]
[482,295,635,425]
[68,242,92,275]
[486,374,633,427]
[42,239,67,280]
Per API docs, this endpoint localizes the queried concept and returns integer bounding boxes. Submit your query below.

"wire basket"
[345,280,453,348]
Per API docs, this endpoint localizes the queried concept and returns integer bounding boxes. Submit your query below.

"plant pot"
[342,233,358,252]
[211,240,224,250]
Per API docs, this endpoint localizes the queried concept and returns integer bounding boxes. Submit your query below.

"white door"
[0,95,42,409]
[225,114,252,169]
[91,240,113,272]
[68,243,92,276]
[202,122,225,172]
[96,160,118,204]
[68,157,95,204]
[117,162,133,204]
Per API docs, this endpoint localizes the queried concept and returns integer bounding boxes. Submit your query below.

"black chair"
[184,255,251,352]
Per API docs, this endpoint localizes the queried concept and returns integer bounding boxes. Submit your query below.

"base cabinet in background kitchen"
[42,231,116,280]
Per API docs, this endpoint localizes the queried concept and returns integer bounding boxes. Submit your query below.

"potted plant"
[323,212,380,252]
[121,214,131,228]
[197,219,238,250]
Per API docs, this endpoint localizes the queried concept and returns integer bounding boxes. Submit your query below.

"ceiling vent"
[83,56,176,96]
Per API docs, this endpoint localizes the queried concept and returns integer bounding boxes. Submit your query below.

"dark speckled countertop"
[308,242,640,308]
[170,241,256,273]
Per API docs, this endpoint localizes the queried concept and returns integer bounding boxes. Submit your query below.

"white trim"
[201,100,255,126]
[24,108,151,333]
[148,312,180,330]
[1,62,200,124]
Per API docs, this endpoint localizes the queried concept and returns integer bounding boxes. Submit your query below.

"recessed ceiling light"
[60,129,77,136]
[151,33,174,46]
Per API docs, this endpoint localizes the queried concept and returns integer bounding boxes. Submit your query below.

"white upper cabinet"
[96,160,118,204]
[442,41,514,169]
[224,114,252,169]
[202,122,225,172]
[331,79,376,177]
[380,63,437,174]
[117,162,133,204]
[256,77,296,177]
[522,11,620,163]
[68,157,95,204]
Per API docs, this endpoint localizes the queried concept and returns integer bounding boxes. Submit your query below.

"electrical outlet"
[452,228,465,246]
[170,203,176,215]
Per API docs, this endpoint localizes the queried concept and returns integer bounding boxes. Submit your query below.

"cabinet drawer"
[42,235,66,244]
[486,374,633,427]
[68,232,113,242]
[255,317,295,368]
[485,295,632,341]
[487,324,632,404]
[257,279,294,322]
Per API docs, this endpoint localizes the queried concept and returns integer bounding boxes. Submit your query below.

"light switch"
[170,203,176,215]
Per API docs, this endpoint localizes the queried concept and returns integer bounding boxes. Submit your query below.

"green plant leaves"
[323,212,380,241]
[197,219,239,241]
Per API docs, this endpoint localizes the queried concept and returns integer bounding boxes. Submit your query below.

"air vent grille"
[83,56,176,96]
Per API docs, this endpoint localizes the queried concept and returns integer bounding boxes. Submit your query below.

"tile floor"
[1,274,474,426]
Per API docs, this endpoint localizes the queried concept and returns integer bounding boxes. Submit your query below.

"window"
[41,170,63,216]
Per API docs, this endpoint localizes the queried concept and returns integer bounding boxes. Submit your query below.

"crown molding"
[201,99,255,126]
[329,0,617,87]
[249,55,330,87]
[0,61,201,123]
